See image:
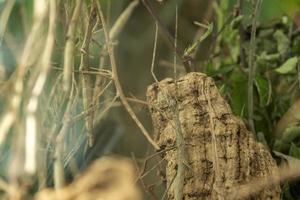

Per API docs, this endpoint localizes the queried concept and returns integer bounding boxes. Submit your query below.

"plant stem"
[63,0,83,92]
[247,0,262,136]
[96,1,160,150]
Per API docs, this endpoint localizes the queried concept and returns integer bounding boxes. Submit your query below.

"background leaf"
[289,142,300,158]
[255,76,271,107]
[275,57,298,74]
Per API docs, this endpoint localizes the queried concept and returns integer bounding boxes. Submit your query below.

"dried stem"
[247,0,262,135]
[109,0,139,41]
[96,1,159,150]
[141,0,193,73]
[190,0,215,59]
[80,2,97,146]
[63,0,83,92]
[25,0,56,175]
[173,6,185,200]
[93,0,139,126]
[54,79,77,189]
[151,23,159,83]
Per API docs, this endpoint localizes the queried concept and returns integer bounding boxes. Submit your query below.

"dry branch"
[0,0,47,147]
[93,0,139,128]
[80,2,97,146]
[97,1,159,150]
[63,0,83,92]
[109,0,139,41]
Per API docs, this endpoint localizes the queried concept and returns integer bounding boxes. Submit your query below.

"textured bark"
[146,72,281,200]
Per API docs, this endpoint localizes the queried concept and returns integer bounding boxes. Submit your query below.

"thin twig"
[71,94,117,126]
[93,1,139,125]
[190,0,215,59]
[52,66,113,79]
[63,0,83,92]
[131,153,159,200]
[134,147,176,185]
[247,0,262,136]
[109,0,139,41]
[172,6,186,200]
[161,172,177,200]
[141,0,193,73]
[80,1,97,146]
[126,97,148,106]
[148,19,179,133]
[139,157,165,180]
[151,23,159,83]
[96,1,159,150]
[54,78,77,189]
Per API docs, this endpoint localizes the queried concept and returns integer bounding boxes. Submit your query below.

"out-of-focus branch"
[0,0,16,42]
[0,0,47,147]
[25,0,56,175]
[109,0,139,41]
[63,0,83,92]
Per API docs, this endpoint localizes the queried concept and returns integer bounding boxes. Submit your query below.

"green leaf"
[229,71,247,116]
[230,15,244,29]
[255,76,271,106]
[289,142,300,159]
[274,126,300,152]
[274,30,290,56]
[275,57,298,74]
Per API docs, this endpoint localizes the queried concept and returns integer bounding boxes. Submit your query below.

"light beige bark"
[147,72,281,200]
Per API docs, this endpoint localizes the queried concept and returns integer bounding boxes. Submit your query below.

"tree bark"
[146,72,281,200]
